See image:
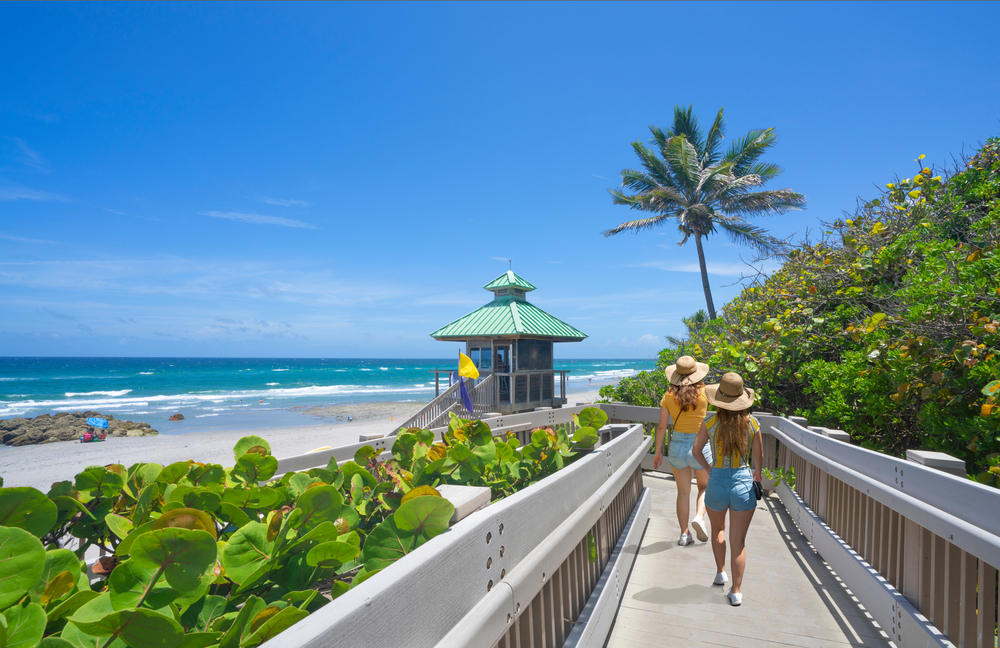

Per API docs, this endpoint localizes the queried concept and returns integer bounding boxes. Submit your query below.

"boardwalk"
[606,473,895,648]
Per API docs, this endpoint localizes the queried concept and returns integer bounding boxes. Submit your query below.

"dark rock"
[169,413,185,421]
[53,412,70,419]
[35,413,52,421]
[82,411,101,418]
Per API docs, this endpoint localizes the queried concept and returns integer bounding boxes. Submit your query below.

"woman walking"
[652,356,712,546]
[694,372,762,606]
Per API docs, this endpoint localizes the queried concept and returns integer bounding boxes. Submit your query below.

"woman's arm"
[752,426,764,482]
[652,405,672,470]
[693,421,712,473]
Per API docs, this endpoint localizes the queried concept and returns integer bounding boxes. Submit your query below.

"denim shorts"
[666,432,712,471]
[706,467,756,512]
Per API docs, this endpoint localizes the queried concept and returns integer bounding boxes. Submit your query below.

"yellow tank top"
[659,387,707,435]
[705,413,760,468]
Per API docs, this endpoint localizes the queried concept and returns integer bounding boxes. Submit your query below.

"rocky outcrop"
[169,413,185,421]
[0,412,159,446]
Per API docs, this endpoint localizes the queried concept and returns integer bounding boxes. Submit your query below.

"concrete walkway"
[606,473,895,648]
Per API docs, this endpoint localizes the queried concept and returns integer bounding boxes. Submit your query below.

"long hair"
[715,407,751,463]
[667,381,703,412]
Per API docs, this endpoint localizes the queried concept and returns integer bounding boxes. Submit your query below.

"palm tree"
[665,309,710,348]
[604,105,805,320]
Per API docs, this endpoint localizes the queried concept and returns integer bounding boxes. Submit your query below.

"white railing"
[391,374,499,435]
[264,415,651,648]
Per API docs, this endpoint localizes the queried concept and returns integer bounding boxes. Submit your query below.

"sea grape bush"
[0,407,606,647]
[602,137,1000,484]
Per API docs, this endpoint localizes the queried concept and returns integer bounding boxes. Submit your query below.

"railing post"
[905,449,967,478]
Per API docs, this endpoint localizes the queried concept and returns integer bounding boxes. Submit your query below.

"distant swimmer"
[259,398,264,403]
[348,416,353,422]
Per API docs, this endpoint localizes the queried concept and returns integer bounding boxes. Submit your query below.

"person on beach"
[652,356,712,546]
[693,372,763,607]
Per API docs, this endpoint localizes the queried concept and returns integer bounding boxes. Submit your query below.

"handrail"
[264,422,651,648]
[391,375,500,435]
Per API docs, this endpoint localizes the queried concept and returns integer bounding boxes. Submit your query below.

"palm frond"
[725,128,778,176]
[619,169,661,194]
[717,220,789,255]
[668,105,705,154]
[601,212,678,237]
[702,107,726,166]
[719,188,806,217]
[630,142,676,188]
[663,135,701,190]
[741,161,783,183]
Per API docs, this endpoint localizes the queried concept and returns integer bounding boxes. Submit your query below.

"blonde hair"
[667,381,703,412]
[715,407,751,463]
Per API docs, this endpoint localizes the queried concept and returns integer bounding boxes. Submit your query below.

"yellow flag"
[458,352,480,380]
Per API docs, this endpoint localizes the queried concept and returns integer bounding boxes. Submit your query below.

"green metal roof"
[430,296,587,341]
[483,271,537,292]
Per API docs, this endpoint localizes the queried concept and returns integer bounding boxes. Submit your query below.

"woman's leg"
[706,507,727,574]
[728,508,755,594]
[670,465,693,534]
[693,468,709,521]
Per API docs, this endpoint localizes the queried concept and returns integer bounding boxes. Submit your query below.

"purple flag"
[459,377,474,414]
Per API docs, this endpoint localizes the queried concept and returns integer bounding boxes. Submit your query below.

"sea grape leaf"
[287,474,319,499]
[329,580,349,601]
[44,590,99,624]
[306,541,358,568]
[107,559,177,611]
[28,548,81,603]
[115,520,156,557]
[61,621,126,648]
[38,638,76,648]
[234,437,271,461]
[105,514,134,540]
[241,606,308,647]
[571,426,599,448]
[73,609,184,648]
[3,602,46,648]
[157,462,194,486]
[349,567,382,588]
[983,380,1000,396]
[131,528,217,593]
[183,464,225,490]
[132,483,159,526]
[38,569,75,606]
[400,485,439,505]
[340,462,377,489]
[361,516,418,571]
[295,486,344,532]
[577,407,608,430]
[0,487,58,537]
[218,503,252,529]
[232,455,279,484]
[179,595,231,634]
[471,438,497,464]
[0,526,46,609]
[394,495,454,539]
[218,595,265,648]
[169,486,222,513]
[353,445,377,465]
[176,633,223,648]
[75,467,124,499]
[221,523,271,585]
[153,508,218,540]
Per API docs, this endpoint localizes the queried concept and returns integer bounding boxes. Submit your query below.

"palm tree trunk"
[694,230,716,320]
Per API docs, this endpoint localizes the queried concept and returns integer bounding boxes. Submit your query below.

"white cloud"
[620,334,659,347]
[258,197,313,207]
[635,259,783,277]
[0,185,69,202]
[0,233,60,244]
[12,138,50,172]
[202,211,316,229]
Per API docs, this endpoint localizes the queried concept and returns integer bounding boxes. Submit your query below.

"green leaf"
[153,508,218,540]
[394,496,454,539]
[115,520,156,557]
[349,567,382,588]
[576,407,608,430]
[105,514,134,541]
[587,531,597,562]
[3,602,46,648]
[983,380,1000,397]
[240,606,308,647]
[168,486,222,513]
[221,523,271,585]
[340,462,377,489]
[234,436,271,461]
[73,609,184,648]
[232,455,279,484]
[183,464,225,490]
[177,633,224,648]
[305,541,358,568]
[353,445,378,465]
[361,516,417,572]
[44,590,100,624]
[571,426,599,449]
[295,486,344,532]
[157,462,194,485]
[0,487,58,537]
[0,526,46,609]
[179,595,231,634]
[218,595,265,648]
[38,638,77,648]
[131,528,217,593]
[218,503,252,529]
[107,559,176,611]
[74,467,124,499]
[29,548,82,603]
[133,483,159,526]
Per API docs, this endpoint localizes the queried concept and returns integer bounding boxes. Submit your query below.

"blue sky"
[1,2,998,359]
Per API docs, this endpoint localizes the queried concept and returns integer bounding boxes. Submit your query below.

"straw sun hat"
[664,356,709,386]
[704,372,756,411]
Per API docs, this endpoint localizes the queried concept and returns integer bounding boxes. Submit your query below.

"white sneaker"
[728,589,742,606]
[690,517,708,542]
[713,572,728,586]
[678,533,694,546]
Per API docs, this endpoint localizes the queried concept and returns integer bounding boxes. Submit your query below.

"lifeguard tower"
[428,270,586,414]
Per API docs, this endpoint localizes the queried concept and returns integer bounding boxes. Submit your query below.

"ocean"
[0,357,654,433]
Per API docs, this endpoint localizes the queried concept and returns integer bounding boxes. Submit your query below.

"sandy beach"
[0,389,605,491]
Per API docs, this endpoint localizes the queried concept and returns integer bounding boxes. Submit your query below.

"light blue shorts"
[706,467,755,512]
[666,432,712,471]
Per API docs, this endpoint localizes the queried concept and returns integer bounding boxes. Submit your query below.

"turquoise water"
[0,357,654,433]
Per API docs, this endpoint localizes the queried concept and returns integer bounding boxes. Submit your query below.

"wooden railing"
[265,412,651,648]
